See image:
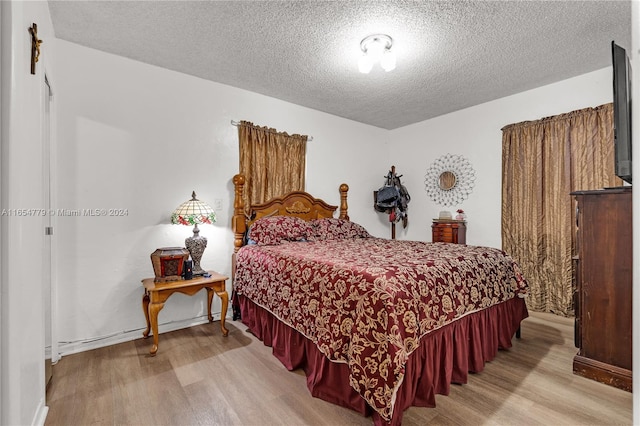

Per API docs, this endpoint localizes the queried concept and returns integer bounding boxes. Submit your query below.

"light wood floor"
[45,311,632,425]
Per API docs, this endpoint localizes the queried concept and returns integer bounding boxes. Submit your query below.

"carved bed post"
[232,174,246,253]
[339,183,349,220]
[231,174,246,321]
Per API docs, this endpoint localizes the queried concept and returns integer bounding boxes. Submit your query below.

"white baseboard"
[32,400,48,426]
[57,311,229,357]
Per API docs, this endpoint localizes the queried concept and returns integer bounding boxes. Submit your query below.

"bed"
[231,174,529,425]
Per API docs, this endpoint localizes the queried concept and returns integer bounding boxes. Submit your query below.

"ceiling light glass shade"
[380,49,396,72]
[358,34,395,74]
[358,54,373,74]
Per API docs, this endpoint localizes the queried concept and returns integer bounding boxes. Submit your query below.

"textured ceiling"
[47,1,632,130]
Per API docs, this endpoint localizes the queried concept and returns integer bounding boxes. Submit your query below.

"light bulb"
[380,49,396,72]
[358,54,373,74]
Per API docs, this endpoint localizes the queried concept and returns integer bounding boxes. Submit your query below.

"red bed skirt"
[238,294,528,425]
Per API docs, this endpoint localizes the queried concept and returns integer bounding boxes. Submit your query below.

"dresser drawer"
[433,228,452,238]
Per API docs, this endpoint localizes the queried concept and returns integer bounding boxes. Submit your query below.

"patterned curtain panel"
[501,103,622,316]
[238,121,307,217]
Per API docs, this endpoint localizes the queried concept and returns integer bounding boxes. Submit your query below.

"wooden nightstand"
[432,220,466,244]
[141,271,229,356]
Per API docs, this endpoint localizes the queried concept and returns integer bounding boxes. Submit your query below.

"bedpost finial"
[339,183,349,221]
[233,174,245,185]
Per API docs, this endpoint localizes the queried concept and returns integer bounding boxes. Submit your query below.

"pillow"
[311,218,370,240]
[247,215,313,246]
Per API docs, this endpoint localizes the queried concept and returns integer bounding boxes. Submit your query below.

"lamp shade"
[171,191,216,226]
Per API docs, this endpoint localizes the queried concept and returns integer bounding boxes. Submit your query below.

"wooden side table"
[432,219,466,244]
[141,270,229,356]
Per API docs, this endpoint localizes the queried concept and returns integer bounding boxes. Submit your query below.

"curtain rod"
[230,120,313,141]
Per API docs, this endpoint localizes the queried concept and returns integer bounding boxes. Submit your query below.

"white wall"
[0,1,54,425]
[53,39,390,355]
[388,68,614,248]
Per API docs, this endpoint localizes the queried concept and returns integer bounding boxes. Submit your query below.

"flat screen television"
[611,41,632,184]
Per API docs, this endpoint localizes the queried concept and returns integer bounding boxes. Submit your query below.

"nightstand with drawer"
[431,220,466,244]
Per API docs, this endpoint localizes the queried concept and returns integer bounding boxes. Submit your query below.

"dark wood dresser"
[571,187,632,391]
[431,220,466,244]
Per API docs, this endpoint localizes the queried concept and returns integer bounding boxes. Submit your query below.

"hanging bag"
[376,185,400,209]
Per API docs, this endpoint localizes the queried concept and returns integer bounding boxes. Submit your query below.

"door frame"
[42,71,58,370]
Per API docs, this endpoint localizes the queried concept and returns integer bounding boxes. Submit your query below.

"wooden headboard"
[232,174,349,253]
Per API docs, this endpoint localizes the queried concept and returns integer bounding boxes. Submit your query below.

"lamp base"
[185,234,207,276]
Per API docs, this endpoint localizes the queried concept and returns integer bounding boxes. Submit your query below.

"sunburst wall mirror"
[424,154,476,206]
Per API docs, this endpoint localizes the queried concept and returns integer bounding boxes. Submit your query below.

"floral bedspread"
[234,238,528,422]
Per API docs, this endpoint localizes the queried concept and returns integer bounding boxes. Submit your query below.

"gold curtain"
[501,103,622,316]
[238,121,307,216]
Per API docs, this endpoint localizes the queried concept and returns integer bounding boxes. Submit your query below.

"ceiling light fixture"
[358,34,396,74]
